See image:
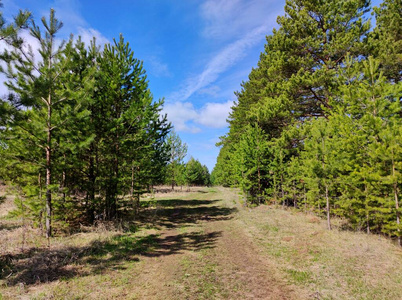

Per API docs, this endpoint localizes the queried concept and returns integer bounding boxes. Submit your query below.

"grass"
[240,206,402,300]
[0,187,230,299]
[286,269,314,284]
[1,186,402,299]
[176,249,229,299]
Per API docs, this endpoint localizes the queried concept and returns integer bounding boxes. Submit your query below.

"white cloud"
[51,1,110,47]
[76,27,109,48]
[168,25,267,102]
[146,56,172,78]
[164,0,283,129]
[0,74,10,97]
[197,100,233,128]
[198,85,220,97]
[163,102,200,133]
[20,30,43,62]
[50,0,86,29]
[11,0,110,48]
[163,100,233,133]
[200,0,280,40]
[0,29,42,95]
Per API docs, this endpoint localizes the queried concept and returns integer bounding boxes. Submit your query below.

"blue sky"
[1,0,382,172]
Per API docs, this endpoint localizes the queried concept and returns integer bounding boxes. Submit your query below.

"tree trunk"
[325,183,331,230]
[134,193,140,215]
[281,173,284,207]
[88,153,96,223]
[257,161,261,203]
[273,175,277,205]
[61,153,66,204]
[38,173,43,234]
[45,32,54,241]
[395,184,400,246]
[46,126,52,239]
[171,163,175,191]
[392,159,401,246]
[45,90,52,240]
[365,183,370,234]
[131,164,134,198]
[106,134,119,220]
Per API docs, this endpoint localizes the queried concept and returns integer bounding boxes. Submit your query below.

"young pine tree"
[2,9,79,238]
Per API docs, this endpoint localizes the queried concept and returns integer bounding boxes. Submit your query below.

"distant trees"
[162,132,211,189]
[163,153,211,188]
[213,0,402,245]
[185,157,210,186]
[165,130,187,190]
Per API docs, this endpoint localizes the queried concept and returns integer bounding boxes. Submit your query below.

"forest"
[0,0,402,299]
[212,0,402,245]
[0,6,210,239]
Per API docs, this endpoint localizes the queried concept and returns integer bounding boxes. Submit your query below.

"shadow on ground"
[0,230,222,286]
[141,199,219,207]
[0,223,21,231]
[138,198,236,229]
[0,197,235,286]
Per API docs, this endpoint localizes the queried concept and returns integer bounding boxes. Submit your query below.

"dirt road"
[115,187,299,299]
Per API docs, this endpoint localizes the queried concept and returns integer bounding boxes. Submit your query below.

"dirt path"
[114,187,299,300]
[1,187,300,299]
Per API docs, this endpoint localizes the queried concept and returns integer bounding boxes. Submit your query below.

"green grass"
[180,259,226,299]
[85,233,159,263]
[262,223,279,233]
[286,269,314,284]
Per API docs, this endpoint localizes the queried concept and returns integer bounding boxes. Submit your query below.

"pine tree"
[235,124,269,204]
[212,136,239,187]
[216,0,371,203]
[321,56,401,238]
[368,0,402,82]
[0,1,30,172]
[92,35,170,219]
[185,157,208,186]
[1,9,76,238]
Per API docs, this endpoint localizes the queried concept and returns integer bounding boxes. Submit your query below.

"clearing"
[1,186,401,299]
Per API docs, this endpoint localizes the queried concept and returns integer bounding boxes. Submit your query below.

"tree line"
[212,0,402,245]
[0,6,209,238]
[166,130,211,189]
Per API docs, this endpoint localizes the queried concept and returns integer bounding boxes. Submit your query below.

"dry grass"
[239,205,402,300]
[142,185,210,199]
[1,186,401,299]
[0,187,227,299]
[0,184,16,219]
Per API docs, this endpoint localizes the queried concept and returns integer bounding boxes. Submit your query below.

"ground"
[0,186,401,299]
